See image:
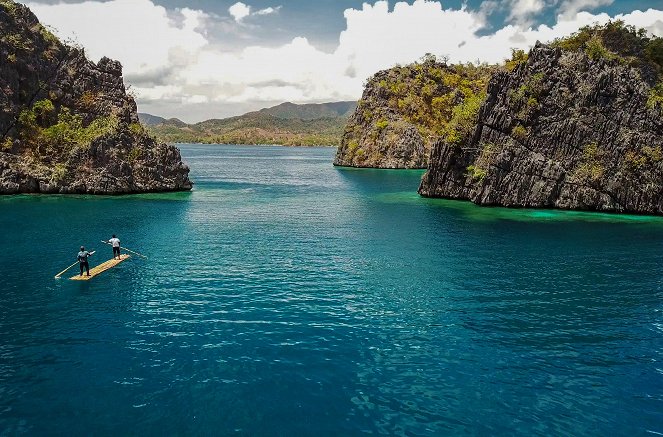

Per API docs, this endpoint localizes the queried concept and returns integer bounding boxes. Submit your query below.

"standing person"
[77,246,94,276]
[108,234,121,260]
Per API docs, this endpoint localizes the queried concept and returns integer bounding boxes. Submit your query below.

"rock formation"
[420,23,663,215]
[334,57,494,168]
[0,0,191,194]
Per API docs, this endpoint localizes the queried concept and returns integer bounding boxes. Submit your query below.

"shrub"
[466,164,486,181]
[3,33,31,52]
[127,147,142,163]
[32,99,55,126]
[0,0,18,16]
[78,91,97,109]
[375,119,389,130]
[643,145,663,162]
[1,137,12,152]
[50,163,67,183]
[647,82,663,109]
[39,25,59,46]
[444,92,484,144]
[585,35,617,61]
[552,21,663,80]
[624,150,647,171]
[511,124,528,142]
[573,142,605,182]
[129,122,145,136]
[505,49,529,72]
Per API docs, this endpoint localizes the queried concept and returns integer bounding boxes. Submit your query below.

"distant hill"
[143,101,357,146]
[138,113,166,126]
[253,101,356,120]
[139,113,187,127]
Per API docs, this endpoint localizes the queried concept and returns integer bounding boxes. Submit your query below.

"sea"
[1,144,662,435]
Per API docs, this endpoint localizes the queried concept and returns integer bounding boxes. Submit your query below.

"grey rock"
[420,44,663,215]
[0,0,192,194]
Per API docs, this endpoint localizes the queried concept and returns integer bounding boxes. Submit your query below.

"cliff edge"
[0,0,192,194]
[419,23,663,214]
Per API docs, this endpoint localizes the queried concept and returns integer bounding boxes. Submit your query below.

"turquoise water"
[1,144,663,435]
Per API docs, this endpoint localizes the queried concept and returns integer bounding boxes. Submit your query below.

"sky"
[20,0,663,122]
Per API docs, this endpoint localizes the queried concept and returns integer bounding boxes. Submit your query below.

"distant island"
[0,0,191,194]
[140,101,356,147]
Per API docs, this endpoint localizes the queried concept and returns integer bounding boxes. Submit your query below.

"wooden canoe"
[70,254,130,280]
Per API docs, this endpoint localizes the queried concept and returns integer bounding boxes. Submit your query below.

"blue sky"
[23,0,663,121]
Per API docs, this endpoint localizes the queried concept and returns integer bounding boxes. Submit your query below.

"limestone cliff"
[420,23,663,215]
[334,57,494,168]
[0,0,191,194]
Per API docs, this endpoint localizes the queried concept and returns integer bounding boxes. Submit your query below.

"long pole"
[100,240,148,259]
[55,261,78,279]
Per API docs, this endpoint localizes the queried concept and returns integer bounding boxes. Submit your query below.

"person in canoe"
[108,234,121,260]
[77,246,95,276]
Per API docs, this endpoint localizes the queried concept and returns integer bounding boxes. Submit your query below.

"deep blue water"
[1,144,662,435]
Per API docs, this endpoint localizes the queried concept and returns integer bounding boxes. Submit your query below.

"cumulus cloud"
[506,0,547,25]
[228,2,250,21]
[255,6,282,16]
[25,0,663,122]
[26,0,208,84]
[558,0,614,19]
[228,2,280,23]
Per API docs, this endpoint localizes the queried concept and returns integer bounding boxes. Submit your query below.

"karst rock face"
[0,0,192,194]
[334,58,494,169]
[333,67,428,169]
[420,42,663,214]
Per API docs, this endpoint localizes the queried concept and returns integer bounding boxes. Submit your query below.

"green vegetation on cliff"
[335,55,497,168]
[552,20,663,107]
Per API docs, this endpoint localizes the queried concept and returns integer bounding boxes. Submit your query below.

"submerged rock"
[0,0,191,194]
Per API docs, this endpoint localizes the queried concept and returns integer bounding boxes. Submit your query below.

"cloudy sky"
[21,0,663,122]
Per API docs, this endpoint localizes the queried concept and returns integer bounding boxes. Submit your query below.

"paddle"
[100,240,148,259]
[54,250,96,279]
[54,261,78,279]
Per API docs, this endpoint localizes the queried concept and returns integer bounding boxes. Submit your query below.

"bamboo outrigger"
[69,254,130,280]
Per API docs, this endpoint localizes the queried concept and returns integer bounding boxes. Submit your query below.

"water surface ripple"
[1,145,662,435]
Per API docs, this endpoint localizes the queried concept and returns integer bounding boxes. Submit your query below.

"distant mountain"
[139,113,187,127]
[253,101,356,120]
[138,113,166,126]
[143,101,357,147]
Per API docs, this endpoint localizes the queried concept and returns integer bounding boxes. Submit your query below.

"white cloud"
[255,6,282,16]
[26,0,208,85]
[25,0,663,122]
[228,2,251,22]
[228,2,280,23]
[507,0,546,25]
[558,0,614,19]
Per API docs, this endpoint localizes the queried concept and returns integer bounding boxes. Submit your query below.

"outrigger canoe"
[70,254,130,280]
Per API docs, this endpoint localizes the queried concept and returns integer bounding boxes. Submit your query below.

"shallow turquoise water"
[1,144,662,435]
